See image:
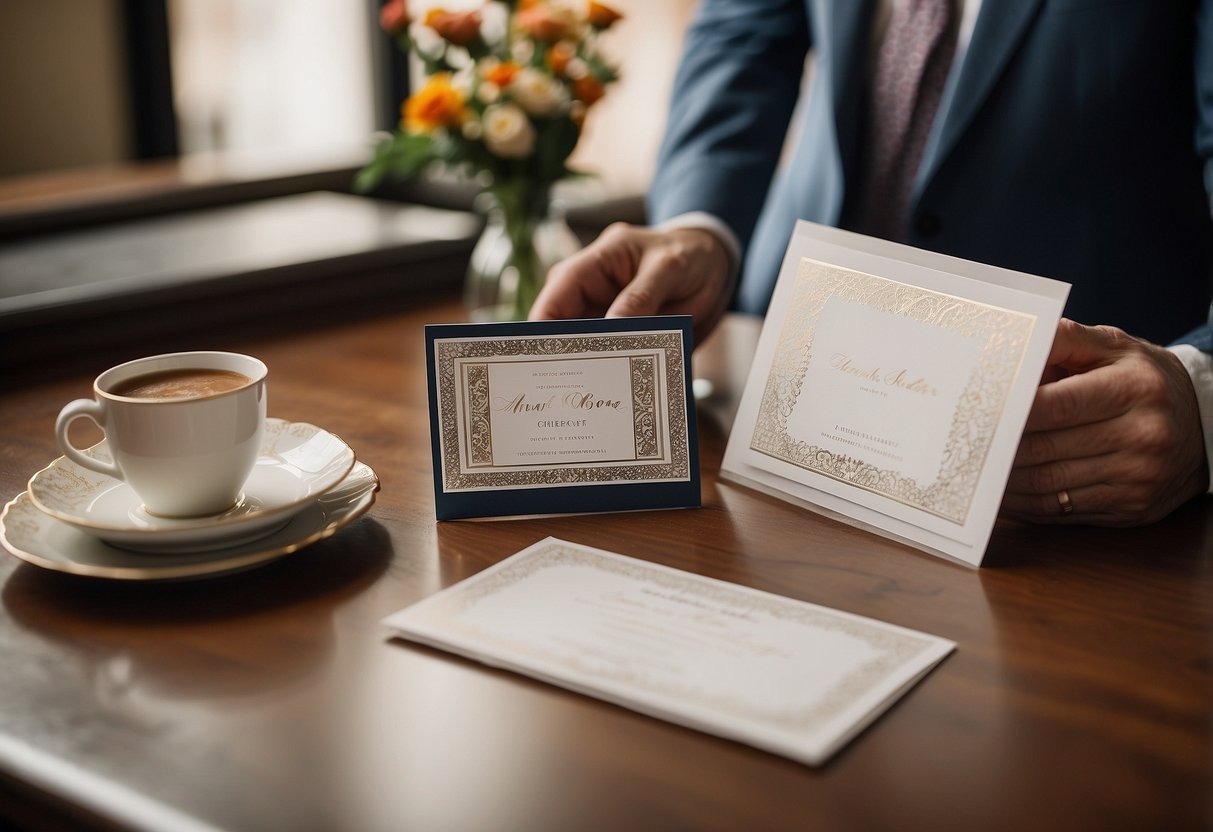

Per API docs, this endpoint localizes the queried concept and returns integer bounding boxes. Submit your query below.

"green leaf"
[354,132,440,191]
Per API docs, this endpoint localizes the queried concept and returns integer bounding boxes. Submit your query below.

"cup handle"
[55,398,122,480]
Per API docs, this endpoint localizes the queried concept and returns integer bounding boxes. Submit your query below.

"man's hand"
[1001,319,1209,525]
[529,223,734,344]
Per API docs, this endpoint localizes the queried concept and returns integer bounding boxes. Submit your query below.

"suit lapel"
[921,0,1046,181]
[826,0,877,192]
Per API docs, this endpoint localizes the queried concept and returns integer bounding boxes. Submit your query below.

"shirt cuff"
[654,212,742,285]
[1169,344,1213,494]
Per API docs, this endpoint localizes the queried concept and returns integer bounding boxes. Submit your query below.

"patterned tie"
[853,0,959,241]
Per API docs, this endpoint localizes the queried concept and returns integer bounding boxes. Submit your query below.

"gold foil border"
[436,332,690,492]
[427,542,941,733]
[750,258,1035,524]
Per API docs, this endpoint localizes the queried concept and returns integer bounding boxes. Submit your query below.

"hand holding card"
[723,222,1069,566]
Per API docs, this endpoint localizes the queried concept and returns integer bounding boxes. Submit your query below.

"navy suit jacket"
[648,0,1213,348]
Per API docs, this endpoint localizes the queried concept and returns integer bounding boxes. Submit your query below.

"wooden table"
[1,294,1210,832]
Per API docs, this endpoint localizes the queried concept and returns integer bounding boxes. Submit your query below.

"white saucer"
[27,418,356,553]
[1,462,379,580]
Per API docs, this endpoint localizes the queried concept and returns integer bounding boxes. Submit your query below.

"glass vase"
[464,190,581,322]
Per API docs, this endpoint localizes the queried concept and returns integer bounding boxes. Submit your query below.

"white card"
[383,537,955,766]
[722,222,1069,566]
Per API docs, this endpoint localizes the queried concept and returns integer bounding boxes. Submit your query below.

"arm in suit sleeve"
[1175,0,1213,490]
[647,0,812,254]
[1198,0,1213,211]
[1171,313,1213,495]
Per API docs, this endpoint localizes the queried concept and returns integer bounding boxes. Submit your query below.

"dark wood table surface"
[1,293,1210,832]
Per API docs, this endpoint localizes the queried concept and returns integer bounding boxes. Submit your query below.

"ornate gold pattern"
[435,332,691,492]
[427,542,940,732]
[630,355,661,459]
[751,258,1035,524]
[465,363,493,467]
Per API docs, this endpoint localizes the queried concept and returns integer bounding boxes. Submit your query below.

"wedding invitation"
[722,222,1069,566]
[425,316,699,519]
[382,537,955,766]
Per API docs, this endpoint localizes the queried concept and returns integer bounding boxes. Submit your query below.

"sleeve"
[1170,303,1213,494]
[1197,0,1213,211]
[646,0,812,254]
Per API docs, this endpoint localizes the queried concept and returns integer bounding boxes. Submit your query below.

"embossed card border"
[750,258,1035,525]
[435,330,692,493]
[424,320,703,521]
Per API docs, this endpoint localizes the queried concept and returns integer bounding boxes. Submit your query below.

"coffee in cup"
[55,351,268,517]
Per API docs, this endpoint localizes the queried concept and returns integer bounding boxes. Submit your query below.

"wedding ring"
[1056,489,1074,516]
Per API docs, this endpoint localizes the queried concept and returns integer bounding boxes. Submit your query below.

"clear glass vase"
[464,189,581,322]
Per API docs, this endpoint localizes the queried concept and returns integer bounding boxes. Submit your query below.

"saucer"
[27,418,356,553]
[1,462,379,580]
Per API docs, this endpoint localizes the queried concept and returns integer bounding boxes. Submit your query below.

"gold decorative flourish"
[630,355,661,459]
[751,258,1035,524]
[465,363,493,467]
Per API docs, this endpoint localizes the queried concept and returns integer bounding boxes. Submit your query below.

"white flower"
[477,81,501,104]
[565,58,589,80]
[511,39,535,63]
[482,103,536,158]
[509,67,568,117]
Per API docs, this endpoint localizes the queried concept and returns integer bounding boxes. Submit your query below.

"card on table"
[722,222,1069,567]
[425,316,699,520]
[382,537,955,766]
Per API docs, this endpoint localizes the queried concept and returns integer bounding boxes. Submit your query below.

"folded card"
[425,316,700,519]
[722,222,1069,566]
[383,537,955,766]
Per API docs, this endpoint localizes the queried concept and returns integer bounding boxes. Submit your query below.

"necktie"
[854,0,959,241]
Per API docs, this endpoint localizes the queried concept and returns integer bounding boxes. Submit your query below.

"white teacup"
[55,351,268,518]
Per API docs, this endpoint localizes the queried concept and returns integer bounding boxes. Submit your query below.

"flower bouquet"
[358,0,624,321]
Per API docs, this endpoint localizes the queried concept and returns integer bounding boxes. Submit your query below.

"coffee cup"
[55,351,268,518]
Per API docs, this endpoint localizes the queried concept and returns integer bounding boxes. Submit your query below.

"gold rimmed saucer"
[1,463,379,581]
[27,418,355,553]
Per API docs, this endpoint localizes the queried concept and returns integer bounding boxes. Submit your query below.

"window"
[167,0,379,158]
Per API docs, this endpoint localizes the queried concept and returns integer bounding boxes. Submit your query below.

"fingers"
[529,224,641,322]
[1043,318,1128,373]
[1024,341,1169,433]
[606,228,731,335]
[1002,319,1208,526]
[530,222,734,343]
[1014,408,1152,467]
[1000,484,1136,526]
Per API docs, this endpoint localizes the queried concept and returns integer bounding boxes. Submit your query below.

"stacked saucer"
[0,418,379,580]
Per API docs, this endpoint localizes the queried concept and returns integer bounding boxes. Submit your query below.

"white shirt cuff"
[1169,344,1213,494]
[654,212,742,285]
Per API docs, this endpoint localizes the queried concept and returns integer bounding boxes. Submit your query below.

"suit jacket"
[648,0,1213,347]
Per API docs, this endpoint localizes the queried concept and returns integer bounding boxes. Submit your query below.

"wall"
[0,0,133,177]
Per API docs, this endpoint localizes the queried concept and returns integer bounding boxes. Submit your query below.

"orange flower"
[379,0,410,34]
[516,4,574,42]
[424,8,482,46]
[586,2,623,29]
[403,73,467,133]
[484,61,521,88]
[545,41,576,76]
[572,75,606,106]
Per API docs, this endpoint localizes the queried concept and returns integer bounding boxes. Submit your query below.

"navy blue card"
[425,316,700,520]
